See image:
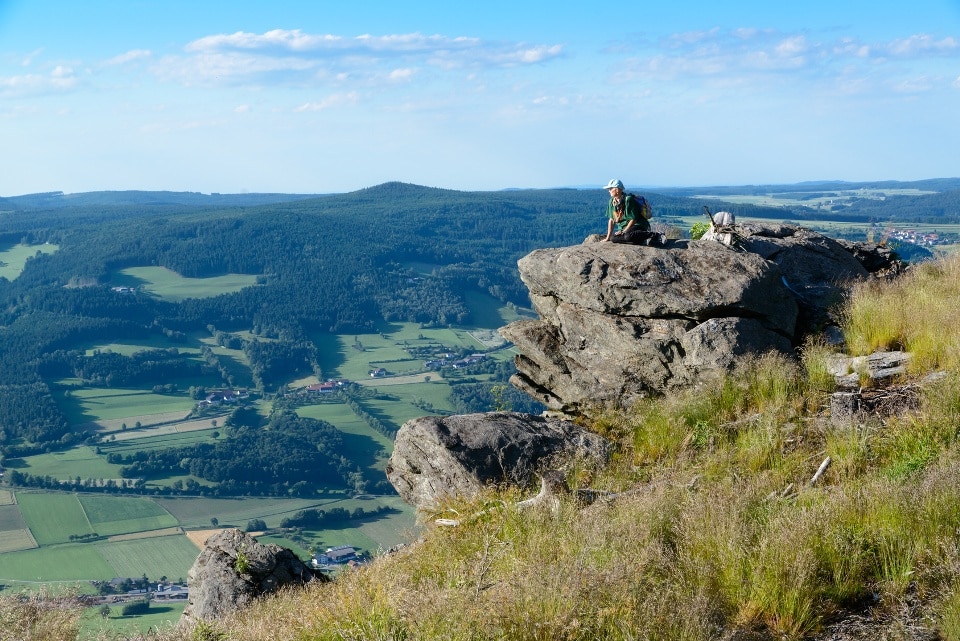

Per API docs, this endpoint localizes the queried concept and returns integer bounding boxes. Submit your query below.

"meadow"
[80,602,186,640]
[54,387,196,427]
[0,296,507,599]
[0,242,58,280]
[112,266,260,302]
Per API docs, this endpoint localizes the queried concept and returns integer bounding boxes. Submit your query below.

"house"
[369,368,387,378]
[323,545,358,564]
[306,381,338,393]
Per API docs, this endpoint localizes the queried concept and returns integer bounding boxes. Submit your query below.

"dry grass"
[136,254,960,641]
[0,589,83,641]
[844,252,960,372]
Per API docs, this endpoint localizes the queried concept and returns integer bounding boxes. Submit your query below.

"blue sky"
[1,0,959,195]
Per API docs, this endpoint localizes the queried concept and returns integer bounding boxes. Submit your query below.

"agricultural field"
[16,493,95,545]
[112,266,260,302]
[691,187,938,209]
[0,242,58,280]
[96,535,200,579]
[54,387,196,427]
[80,602,186,640]
[9,446,124,481]
[82,334,203,357]
[78,495,178,537]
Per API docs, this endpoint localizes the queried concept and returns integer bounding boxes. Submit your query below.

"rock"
[501,238,798,415]
[501,224,874,416]
[385,411,613,511]
[827,350,911,388]
[179,529,324,628]
[735,224,869,334]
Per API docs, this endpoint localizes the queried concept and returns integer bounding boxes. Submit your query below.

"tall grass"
[0,589,82,641]
[844,253,960,371]
[156,255,960,641]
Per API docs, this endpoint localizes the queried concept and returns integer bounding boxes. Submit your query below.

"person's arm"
[604,217,614,241]
[620,219,634,234]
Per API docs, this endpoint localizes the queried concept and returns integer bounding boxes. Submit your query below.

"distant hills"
[3,177,958,209]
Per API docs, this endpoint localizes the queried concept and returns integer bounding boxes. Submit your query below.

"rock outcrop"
[179,529,324,628]
[502,224,872,416]
[385,411,612,511]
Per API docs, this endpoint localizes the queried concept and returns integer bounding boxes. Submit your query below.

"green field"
[78,496,178,537]
[296,403,391,476]
[16,492,94,545]
[0,243,59,280]
[112,266,260,302]
[54,387,196,426]
[154,496,331,529]
[0,543,114,582]
[97,428,220,455]
[10,446,124,481]
[81,602,186,640]
[314,321,487,382]
[83,334,203,357]
[96,535,200,579]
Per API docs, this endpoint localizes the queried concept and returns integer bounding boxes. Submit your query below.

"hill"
[9,230,960,641]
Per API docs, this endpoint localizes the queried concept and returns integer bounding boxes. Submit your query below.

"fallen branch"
[809,456,832,486]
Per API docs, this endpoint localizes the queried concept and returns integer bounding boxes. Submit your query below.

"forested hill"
[0,181,956,450]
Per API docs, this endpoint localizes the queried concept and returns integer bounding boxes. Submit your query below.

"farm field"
[0,242,58,280]
[82,334,202,357]
[78,495,178,537]
[16,492,95,545]
[80,602,186,640]
[9,446,124,481]
[313,321,487,382]
[96,535,200,579]
[0,300,515,595]
[112,266,260,302]
[54,387,196,426]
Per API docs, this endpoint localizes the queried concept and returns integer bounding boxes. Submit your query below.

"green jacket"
[606,194,651,232]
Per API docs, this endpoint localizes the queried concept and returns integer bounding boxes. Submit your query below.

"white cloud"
[619,27,960,97]
[892,75,937,93]
[155,29,564,88]
[293,92,359,111]
[104,49,152,66]
[388,68,416,81]
[885,34,958,57]
[234,104,251,113]
[0,66,78,96]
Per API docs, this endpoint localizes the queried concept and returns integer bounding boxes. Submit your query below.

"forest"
[0,179,956,496]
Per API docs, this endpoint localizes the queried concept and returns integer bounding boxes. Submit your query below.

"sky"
[1,0,959,195]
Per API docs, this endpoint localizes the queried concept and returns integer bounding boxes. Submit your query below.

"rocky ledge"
[501,224,890,416]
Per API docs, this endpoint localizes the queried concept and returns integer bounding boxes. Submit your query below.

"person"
[602,179,664,246]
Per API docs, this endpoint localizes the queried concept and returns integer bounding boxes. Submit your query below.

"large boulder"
[501,224,870,416]
[179,529,323,628]
[385,411,612,511]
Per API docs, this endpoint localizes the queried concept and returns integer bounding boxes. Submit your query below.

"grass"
[0,543,114,582]
[10,253,960,640]
[54,387,196,426]
[78,496,178,537]
[80,601,186,640]
[0,242,58,280]
[844,256,960,372]
[15,493,94,545]
[106,253,959,641]
[9,446,124,481]
[112,266,259,302]
[96,535,201,579]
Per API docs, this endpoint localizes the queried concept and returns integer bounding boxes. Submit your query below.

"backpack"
[628,194,652,220]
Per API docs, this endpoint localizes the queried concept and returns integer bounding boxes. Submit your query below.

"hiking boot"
[654,233,666,247]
